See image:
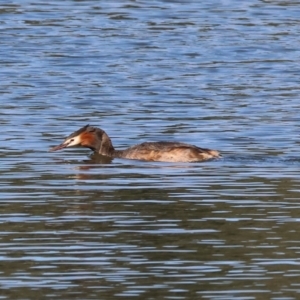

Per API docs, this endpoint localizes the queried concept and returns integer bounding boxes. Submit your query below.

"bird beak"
[50,135,81,152]
[49,142,69,152]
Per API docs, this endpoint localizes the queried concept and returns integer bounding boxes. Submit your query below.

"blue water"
[1,0,300,299]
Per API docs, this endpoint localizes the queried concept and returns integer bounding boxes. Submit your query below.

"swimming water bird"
[50,125,221,162]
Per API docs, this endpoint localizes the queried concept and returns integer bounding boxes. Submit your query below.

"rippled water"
[2,0,300,299]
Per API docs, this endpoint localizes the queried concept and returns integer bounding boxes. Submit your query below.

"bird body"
[50,125,220,163]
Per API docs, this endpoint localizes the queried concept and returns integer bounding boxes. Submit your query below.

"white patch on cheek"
[64,135,81,147]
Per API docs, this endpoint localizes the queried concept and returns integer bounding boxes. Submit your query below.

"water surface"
[1,0,300,299]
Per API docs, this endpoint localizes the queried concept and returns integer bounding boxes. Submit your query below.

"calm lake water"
[1,0,300,299]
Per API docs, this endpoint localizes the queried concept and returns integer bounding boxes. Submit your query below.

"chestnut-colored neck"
[92,128,116,157]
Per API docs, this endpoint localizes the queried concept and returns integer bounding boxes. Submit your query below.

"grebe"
[50,125,221,162]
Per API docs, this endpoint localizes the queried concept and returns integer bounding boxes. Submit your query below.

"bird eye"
[67,138,74,145]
